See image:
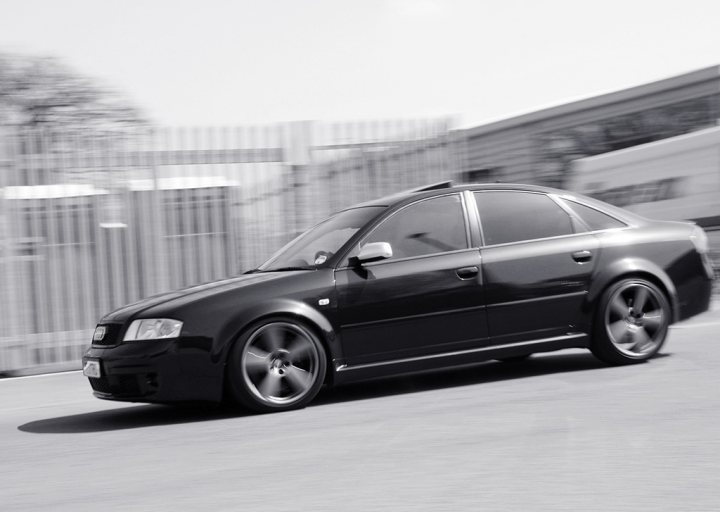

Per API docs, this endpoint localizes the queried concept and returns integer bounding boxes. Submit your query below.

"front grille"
[91,324,122,347]
[89,376,112,393]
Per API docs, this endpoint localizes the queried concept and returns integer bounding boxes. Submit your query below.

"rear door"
[473,191,599,344]
[335,193,488,365]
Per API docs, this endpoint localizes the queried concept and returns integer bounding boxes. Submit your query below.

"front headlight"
[123,318,183,341]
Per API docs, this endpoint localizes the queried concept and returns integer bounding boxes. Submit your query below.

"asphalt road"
[2,308,720,512]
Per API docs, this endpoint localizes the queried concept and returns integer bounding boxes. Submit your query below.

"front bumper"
[83,336,224,404]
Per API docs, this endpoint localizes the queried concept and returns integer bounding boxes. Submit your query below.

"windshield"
[257,206,386,271]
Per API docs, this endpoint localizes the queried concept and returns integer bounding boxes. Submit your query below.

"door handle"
[456,266,479,279]
[572,250,593,263]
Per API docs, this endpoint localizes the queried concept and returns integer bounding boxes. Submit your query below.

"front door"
[335,193,488,366]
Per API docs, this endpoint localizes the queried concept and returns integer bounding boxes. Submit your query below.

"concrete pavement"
[1,308,719,511]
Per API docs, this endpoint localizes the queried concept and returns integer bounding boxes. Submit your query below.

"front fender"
[586,257,679,322]
[213,298,340,366]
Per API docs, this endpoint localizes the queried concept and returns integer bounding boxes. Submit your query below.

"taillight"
[690,225,709,254]
[690,225,714,279]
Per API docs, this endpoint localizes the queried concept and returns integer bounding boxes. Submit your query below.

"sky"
[1,0,720,128]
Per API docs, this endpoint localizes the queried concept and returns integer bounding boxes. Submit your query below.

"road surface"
[2,308,719,511]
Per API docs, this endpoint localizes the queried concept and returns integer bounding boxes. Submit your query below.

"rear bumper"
[676,275,714,322]
[83,338,223,404]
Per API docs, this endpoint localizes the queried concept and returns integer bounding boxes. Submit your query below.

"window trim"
[351,247,482,269]
[463,189,484,248]
[547,194,591,234]
[335,192,472,269]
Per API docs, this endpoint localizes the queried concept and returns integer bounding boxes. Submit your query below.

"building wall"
[2,192,104,336]
[568,126,720,264]
[130,182,238,292]
[459,66,720,186]
[569,126,720,222]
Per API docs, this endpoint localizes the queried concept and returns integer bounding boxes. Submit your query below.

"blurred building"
[0,130,81,187]
[1,184,106,335]
[456,65,720,187]
[128,176,239,294]
[569,125,720,267]
[297,66,720,203]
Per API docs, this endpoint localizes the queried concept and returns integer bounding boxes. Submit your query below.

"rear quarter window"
[564,200,627,231]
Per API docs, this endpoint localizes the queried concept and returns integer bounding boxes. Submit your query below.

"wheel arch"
[586,257,680,323]
[218,299,340,390]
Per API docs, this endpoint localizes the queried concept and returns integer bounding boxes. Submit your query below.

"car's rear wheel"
[591,278,670,364]
[227,319,326,413]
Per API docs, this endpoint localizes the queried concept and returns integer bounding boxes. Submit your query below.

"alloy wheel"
[604,282,667,357]
[240,322,321,406]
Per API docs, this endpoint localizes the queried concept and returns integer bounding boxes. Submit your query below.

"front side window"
[475,191,575,245]
[354,194,468,261]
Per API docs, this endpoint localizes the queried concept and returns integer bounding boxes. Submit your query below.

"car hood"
[100,271,308,323]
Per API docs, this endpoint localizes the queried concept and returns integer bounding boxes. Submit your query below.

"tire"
[590,278,670,365]
[227,319,327,413]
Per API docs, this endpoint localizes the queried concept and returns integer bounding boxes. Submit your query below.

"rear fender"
[586,257,679,322]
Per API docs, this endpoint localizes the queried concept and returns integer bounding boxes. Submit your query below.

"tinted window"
[359,194,468,260]
[475,191,574,245]
[565,200,627,231]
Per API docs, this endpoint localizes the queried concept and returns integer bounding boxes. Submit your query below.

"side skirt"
[332,333,589,385]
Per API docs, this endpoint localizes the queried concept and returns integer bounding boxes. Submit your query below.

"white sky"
[1,0,720,128]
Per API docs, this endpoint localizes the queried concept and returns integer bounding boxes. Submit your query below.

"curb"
[0,361,82,379]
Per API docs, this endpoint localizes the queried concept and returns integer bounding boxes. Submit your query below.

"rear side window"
[564,200,627,231]
[474,191,575,245]
[358,194,468,260]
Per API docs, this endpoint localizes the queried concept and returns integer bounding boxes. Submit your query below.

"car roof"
[348,182,569,209]
[344,181,645,226]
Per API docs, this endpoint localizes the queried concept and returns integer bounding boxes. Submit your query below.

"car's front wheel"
[227,319,326,413]
[591,278,670,365]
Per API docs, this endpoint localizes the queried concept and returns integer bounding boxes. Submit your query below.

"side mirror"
[357,242,393,264]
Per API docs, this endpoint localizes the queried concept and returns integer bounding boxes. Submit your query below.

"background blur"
[0,1,719,375]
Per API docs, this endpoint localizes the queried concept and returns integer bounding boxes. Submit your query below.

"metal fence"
[0,119,460,373]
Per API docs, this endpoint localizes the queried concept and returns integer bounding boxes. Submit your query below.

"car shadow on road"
[18,351,670,434]
[18,403,242,434]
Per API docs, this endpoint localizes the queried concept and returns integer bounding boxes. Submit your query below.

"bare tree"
[0,52,147,141]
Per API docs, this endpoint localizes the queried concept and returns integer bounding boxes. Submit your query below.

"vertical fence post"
[0,124,13,371]
[285,121,314,238]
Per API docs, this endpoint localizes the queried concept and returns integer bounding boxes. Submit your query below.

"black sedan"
[83,183,715,412]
